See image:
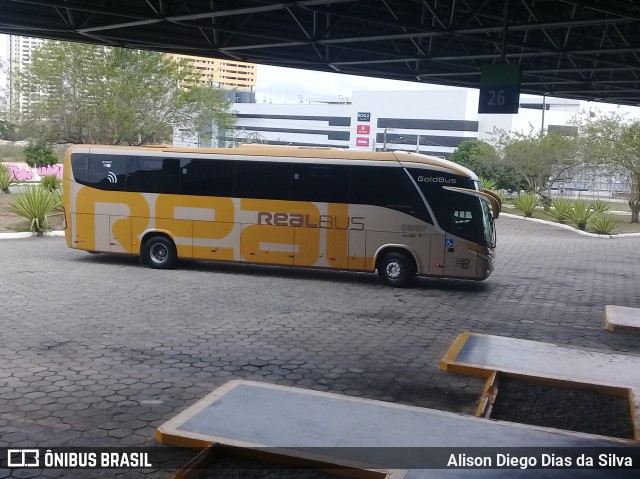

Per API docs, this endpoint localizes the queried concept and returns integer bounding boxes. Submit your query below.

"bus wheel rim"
[386,261,402,279]
[150,244,168,264]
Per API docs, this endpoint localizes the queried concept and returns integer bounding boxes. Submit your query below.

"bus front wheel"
[142,236,177,270]
[377,251,415,288]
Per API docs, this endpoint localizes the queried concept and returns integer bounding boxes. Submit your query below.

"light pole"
[540,94,547,138]
[383,128,390,151]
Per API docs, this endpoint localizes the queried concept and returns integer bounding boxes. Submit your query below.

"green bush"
[0,162,17,193]
[24,141,58,168]
[590,200,610,213]
[569,200,595,230]
[546,198,573,223]
[513,193,539,217]
[41,174,62,192]
[8,186,59,233]
[588,216,618,235]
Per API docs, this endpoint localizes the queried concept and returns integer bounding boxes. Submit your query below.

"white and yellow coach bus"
[63,145,500,287]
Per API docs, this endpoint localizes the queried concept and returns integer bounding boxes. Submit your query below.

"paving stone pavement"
[1,216,640,477]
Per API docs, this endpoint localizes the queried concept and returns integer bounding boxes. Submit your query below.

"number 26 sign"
[478,64,521,114]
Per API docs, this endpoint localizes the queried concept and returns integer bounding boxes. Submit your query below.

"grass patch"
[505,205,640,234]
[0,144,26,162]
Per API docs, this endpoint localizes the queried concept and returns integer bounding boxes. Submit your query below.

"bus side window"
[235,161,291,200]
[127,157,180,194]
[292,164,348,203]
[180,159,234,197]
[350,165,431,222]
[72,154,127,191]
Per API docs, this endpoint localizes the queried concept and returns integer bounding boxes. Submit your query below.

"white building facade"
[226,90,580,159]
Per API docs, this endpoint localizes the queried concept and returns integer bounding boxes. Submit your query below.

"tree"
[449,139,497,177]
[24,140,58,168]
[493,129,580,200]
[576,111,640,223]
[16,41,235,145]
[449,139,526,191]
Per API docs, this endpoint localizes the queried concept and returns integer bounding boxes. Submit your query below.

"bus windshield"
[416,184,495,247]
[479,198,496,247]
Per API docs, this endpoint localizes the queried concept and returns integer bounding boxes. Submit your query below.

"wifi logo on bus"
[107,172,118,184]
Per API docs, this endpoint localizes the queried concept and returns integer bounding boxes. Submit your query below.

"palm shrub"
[513,192,539,217]
[568,200,595,230]
[41,174,62,192]
[589,200,610,213]
[0,162,17,193]
[51,188,63,210]
[546,198,574,223]
[8,186,59,234]
[480,177,497,191]
[588,216,618,235]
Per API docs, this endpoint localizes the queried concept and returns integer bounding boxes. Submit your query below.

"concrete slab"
[440,332,640,440]
[605,305,640,333]
[157,380,637,478]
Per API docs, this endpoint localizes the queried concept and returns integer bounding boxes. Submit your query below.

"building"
[227,90,580,157]
[7,35,45,117]
[168,54,256,91]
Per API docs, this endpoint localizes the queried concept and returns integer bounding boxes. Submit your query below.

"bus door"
[442,231,477,279]
[441,198,479,279]
[439,187,497,279]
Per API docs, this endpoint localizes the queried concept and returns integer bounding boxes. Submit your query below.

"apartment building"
[7,35,45,116]
[168,54,256,91]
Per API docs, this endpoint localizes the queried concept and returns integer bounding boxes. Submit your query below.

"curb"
[501,213,640,238]
[0,230,65,240]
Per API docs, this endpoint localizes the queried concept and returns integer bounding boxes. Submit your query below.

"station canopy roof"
[2,0,640,106]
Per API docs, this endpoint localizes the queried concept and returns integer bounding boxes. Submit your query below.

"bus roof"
[66,144,476,179]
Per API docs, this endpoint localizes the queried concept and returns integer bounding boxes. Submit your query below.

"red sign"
[356,137,370,147]
[357,124,370,135]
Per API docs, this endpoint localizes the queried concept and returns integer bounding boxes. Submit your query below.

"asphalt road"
[1,215,639,477]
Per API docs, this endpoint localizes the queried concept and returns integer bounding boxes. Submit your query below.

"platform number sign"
[478,64,521,114]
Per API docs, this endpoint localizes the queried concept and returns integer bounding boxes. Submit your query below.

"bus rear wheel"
[142,235,177,269]
[377,251,415,288]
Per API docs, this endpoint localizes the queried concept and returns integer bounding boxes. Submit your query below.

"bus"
[63,145,500,287]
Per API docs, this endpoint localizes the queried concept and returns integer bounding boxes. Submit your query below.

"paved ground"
[1,216,640,477]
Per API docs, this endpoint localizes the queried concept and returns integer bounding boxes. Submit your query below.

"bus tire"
[142,235,176,270]
[377,251,415,288]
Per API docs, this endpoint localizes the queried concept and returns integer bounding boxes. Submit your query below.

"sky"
[2,33,640,119]
[252,64,454,104]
